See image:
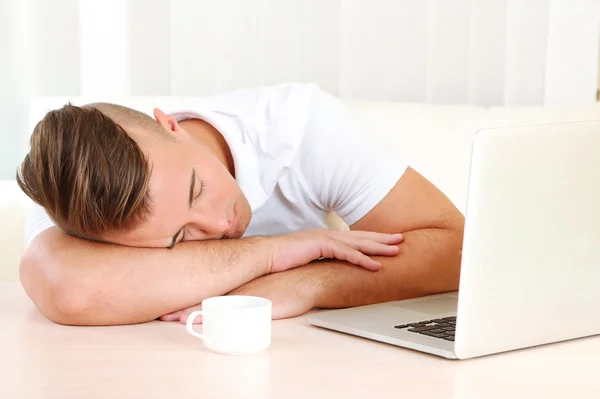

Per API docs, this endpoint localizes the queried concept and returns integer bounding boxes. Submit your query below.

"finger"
[159,312,183,321]
[377,233,404,244]
[338,246,381,270]
[329,236,401,256]
[349,241,400,256]
[180,312,203,325]
[321,242,381,270]
[178,304,204,324]
[331,230,404,244]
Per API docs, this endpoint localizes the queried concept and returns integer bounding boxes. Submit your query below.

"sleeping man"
[16,83,464,326]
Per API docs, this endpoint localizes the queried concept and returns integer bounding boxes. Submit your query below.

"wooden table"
[2,282,599,398]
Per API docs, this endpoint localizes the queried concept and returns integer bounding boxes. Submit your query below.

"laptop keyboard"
[394,316,456,341]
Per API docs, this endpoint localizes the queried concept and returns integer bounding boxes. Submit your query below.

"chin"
[232,227,246,239]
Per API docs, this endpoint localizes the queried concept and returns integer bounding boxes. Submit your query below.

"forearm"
[303,227,463,309]
[20,227,270,326]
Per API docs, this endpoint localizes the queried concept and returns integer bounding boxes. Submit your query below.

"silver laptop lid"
[455,120,600,359]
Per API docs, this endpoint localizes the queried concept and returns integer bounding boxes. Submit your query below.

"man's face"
[102,118,252,248]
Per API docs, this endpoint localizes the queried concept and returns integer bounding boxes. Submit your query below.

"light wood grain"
[1,282,600,398]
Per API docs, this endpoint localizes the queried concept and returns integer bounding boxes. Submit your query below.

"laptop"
[307,120,600,360]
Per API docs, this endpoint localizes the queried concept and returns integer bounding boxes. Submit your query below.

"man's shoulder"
[226,83,322,204]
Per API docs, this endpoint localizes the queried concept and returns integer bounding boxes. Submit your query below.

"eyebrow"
[189,168,196,208]
[168,168,196,249]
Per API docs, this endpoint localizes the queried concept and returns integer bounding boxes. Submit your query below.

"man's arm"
[299,229,461,311]
[20,228,270,326]
[310,167,463,309]
[20,226,400,326]
[217,167,463,320]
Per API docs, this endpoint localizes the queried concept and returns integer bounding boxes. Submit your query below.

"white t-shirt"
[24,83,407,245]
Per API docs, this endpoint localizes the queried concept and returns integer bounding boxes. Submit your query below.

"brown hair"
[16,103,162,239]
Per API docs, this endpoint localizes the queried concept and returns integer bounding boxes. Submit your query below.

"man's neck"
[179,119,236,177]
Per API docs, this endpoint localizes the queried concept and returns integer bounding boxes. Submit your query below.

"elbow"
[44,287,92,326]
[435,227,464,292]
[414,226,463,296]
[19,243,92,326]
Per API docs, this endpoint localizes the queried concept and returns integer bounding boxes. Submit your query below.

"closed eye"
[183,182,206,243]
[174,178,206,247]
[192,180,207,205]
[181,227,188,242]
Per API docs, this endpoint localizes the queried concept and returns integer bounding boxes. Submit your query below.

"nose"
[193,212,230,239]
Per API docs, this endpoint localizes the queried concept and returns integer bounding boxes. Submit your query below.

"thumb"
[159,310,184,321]
[179,304,204,324]
[270,301,288,320]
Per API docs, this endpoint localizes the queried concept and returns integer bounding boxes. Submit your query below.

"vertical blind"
[1,0,599,178]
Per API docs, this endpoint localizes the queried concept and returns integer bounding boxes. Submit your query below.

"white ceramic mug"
[186,295,272,355]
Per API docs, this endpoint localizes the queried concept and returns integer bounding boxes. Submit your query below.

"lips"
[224,204,238,238]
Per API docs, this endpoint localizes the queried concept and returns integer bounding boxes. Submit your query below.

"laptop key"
[442,316,457,321]
[430,319,447,323]
[431,323,451,328]
[407,323,425,327]
[442,327,455,331]
[420,331,449,338]
[443,337,455,341]
[407,325,440,333]
[394,325,409,329]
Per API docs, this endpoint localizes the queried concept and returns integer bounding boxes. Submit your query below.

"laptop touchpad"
[389,295,458,315]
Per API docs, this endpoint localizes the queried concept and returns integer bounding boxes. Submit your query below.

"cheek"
[202,160,236,193]
[188,146,239,202]
[209,175,237,203]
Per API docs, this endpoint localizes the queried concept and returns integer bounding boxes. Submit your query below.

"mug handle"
[186,311,208,340]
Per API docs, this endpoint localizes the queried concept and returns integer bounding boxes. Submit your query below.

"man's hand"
[159,229,404,323]
[268,228,403,272]
[160,270,318,324]
[227,272,317,319]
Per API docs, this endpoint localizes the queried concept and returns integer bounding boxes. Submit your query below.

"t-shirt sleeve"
[294,89,408,226]
[25,203,56,247]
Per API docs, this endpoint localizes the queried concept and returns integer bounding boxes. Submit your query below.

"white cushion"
[344,100,600,213]
[0,180,32,282]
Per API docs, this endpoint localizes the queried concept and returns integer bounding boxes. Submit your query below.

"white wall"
[1,0,600,179]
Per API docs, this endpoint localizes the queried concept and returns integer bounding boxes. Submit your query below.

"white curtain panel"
[1,0,600,178]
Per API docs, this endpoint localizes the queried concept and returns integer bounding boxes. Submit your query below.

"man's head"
[17,103,251,248]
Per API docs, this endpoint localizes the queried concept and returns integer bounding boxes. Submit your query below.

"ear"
[153,108,181,133]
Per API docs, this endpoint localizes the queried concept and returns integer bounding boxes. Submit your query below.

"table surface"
[2,282,600,399]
